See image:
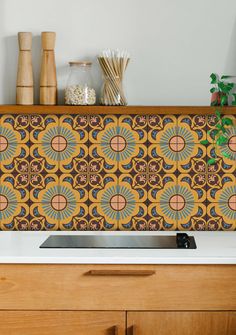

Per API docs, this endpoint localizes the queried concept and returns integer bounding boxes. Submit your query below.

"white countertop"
[0,231,235,265]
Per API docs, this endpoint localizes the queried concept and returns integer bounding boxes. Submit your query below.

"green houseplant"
[201,73,236,165]
[210,73,236,106]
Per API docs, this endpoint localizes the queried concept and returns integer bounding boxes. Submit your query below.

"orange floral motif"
[0,113,235,230]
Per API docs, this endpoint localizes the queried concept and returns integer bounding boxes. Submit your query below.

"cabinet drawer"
[0,264,235,310]
[0,311,125,335]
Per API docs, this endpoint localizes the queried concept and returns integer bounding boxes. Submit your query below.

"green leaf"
[208,158,216,165]
[232,93,236,105]
[227,83,234,92]
[200,140,209,145]
[220,95,228,106]
[218,82,234,94]
[221,75,235,79]
[219,135,228,141]
[222,151,231,158]
[222,118,233,126]
[218,82,227,92]
[210,87,217,94]
[215,110,221,120]
[210,73,218,84]
[216,136,228,145]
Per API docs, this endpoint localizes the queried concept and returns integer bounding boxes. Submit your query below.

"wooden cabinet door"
[0,311,125,335]
[127,312,236,335]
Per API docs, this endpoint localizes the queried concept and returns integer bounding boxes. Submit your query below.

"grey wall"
[0,0,236,105]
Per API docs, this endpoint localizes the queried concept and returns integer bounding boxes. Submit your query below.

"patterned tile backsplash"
[0,113,235,231]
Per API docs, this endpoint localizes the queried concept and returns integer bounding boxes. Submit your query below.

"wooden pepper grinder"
[40,32,57,105]
[16,32,34,105]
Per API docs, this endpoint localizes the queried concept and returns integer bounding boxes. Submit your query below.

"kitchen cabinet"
[0,311,125,335]
[127,312,236,335]
[0,264,235,310]
[0,264,236,334]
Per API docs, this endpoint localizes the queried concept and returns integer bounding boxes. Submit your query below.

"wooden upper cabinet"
[0,311,125,335]
[127,312,236,335]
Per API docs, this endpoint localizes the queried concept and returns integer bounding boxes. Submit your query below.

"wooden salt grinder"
[16,32,34,105]
[40,32,57,105]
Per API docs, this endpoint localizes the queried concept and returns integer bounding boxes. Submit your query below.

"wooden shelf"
[0,105,235,114]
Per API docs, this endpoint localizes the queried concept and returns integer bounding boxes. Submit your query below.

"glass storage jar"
[65,61,96,105]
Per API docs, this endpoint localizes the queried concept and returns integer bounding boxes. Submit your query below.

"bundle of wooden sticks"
[98,49,130,105]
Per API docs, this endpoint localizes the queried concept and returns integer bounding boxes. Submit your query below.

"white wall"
[0,0,236,105]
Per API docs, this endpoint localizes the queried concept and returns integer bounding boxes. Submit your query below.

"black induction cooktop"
[40,233,196,249]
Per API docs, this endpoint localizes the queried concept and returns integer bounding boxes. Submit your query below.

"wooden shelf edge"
[0,105,235,114]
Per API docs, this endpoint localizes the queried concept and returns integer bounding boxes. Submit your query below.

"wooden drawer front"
[127,312,236,335]
[0,311,125,335]
[0,264,236,310]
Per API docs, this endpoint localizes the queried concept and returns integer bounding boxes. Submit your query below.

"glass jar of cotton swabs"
[98,49,130,105]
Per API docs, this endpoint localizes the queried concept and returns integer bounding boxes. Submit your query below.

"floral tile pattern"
[0,113,236,230]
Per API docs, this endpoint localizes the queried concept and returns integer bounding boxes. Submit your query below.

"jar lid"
[69,61,92,66]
